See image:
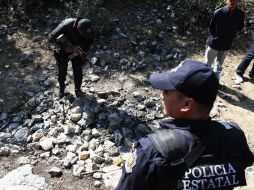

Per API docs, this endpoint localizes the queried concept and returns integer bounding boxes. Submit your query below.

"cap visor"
[149,72,175,90]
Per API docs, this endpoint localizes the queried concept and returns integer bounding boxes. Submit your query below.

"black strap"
[148,129,206,189]
[184,140,206,168]
[148,129,184,164]
[148,128,206,167]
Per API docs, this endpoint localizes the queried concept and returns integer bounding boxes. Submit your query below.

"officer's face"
[77,26,93,39]
[160,90,186,118]
[226,0,240,11]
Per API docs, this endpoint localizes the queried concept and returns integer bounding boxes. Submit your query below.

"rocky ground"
[0,2,254,190]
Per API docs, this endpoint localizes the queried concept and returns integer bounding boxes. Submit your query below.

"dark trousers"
[236,34,254,77]
[54,49,84,91]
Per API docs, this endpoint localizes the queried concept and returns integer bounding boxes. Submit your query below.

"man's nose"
[160,92,164,100]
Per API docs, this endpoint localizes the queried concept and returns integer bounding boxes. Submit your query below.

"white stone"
[40,152,50,159]
[17,156,30,165]
[39,138,55,151]
[94,180,102,188]
[104,140,115,150]
[70,107,83,122]
[93,172,103,179]
[85,163,98,173]
[91,128,100,138]
[73,165,84,177]
[0,164,51,190]
[66,152,77,161]
[66,144,77,153]
[102,166,122,189]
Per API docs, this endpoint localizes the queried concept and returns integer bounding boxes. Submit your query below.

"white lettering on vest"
[222,164,227,174]
[184,169,192,179]
[201,166,214,178]
[199,179,208,189]
[214,165,223,175]
[191,180,200,190]
[223,176,232,186]
[232,174,240,185]
[182,163,241,189]
[207,178,216,189]
[182,180,191,190]
[228,163,237,174]
[208,165,216,177]
[214,176,224,186]
[192,167,202,178]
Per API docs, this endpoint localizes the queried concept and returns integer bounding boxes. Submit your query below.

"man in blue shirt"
[235,31,254,83]
[116,60,254,190]
[205,0,245,80]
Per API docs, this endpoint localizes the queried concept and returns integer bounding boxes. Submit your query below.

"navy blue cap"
[78,19,93,33]
[149,60,219,105]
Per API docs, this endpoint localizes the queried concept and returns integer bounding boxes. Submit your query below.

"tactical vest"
[147,121,254,190]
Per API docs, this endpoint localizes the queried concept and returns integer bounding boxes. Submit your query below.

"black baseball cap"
[149,60,219,106]
[78,19,93,33]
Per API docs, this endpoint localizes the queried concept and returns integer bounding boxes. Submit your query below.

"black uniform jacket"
[49,17,94,52]
[116,118,254,190]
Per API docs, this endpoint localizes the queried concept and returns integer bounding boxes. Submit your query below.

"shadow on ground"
[218,84,254,113]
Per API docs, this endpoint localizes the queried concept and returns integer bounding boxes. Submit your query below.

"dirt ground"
[0,7,254,190]
[0,155,111,190]
[1,32,254,190]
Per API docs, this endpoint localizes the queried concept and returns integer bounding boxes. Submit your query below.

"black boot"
[59,84,65,98]
[75,89,85,98]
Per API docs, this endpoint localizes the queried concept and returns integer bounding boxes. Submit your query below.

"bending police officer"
[116,60,254,190]
[49,17,94,98]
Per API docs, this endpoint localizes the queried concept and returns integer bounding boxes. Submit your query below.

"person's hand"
[64,47,74,53]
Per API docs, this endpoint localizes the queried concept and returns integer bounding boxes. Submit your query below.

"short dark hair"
[78,19,92,33]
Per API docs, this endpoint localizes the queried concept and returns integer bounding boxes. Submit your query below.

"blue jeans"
[236,33,254,77]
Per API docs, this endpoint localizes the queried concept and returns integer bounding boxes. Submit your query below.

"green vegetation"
[0,0,253,32]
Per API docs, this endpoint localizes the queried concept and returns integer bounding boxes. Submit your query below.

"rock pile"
[0,73,165,188]
[1,1,254,189]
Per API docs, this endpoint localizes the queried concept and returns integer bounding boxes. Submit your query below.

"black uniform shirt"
[49,17,94,51]
[116,119,254,190]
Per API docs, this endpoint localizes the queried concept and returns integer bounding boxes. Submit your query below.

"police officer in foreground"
[49,17,94,98]
[116,60,254,190]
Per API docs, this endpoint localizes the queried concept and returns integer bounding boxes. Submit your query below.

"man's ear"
[180,98,194,112]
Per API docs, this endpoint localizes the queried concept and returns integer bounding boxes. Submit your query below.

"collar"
[159,117,212,131]
[73,17,85,37]
[222,5,238,15]
[222,5,229,13]
[73,17,83,28]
